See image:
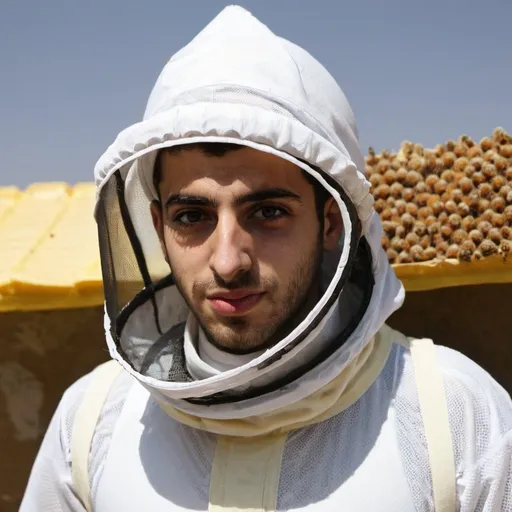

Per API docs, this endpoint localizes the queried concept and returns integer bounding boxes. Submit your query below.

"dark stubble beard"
[171,238,324,354]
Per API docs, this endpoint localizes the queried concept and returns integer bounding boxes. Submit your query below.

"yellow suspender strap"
[410,338,457,512]
[209,433,287,512]
[71,360,123,512]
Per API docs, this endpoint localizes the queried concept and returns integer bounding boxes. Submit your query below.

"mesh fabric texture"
[22,341,512,511]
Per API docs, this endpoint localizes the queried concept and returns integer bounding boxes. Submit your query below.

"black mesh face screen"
[97,165,181,369]
[95,156,372,405]
[97,179,121,327]
[114,171,163,336]
[97,175,147,346]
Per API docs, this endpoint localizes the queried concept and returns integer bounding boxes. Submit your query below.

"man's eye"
[252,206,287,220]
[173,211,207,226]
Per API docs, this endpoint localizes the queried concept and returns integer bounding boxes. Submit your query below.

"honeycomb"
[367,128,512,264]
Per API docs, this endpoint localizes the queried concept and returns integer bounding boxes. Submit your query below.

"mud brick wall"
[0,307,107,512]
[388,283,512,393]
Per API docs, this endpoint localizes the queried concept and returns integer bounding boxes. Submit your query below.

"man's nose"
[209,215,252,283]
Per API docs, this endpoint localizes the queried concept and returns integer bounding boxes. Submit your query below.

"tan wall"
[0,284,510,510]
[388,283,512,393]
[0,307,107,512]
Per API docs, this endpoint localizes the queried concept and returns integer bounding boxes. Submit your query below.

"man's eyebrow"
[165,195,217,208]
[234,188,302,206]
[165,188,302,208]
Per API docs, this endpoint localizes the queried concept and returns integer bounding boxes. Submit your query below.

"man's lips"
[206,290,265,315]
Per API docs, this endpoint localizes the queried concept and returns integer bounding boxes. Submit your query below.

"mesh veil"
[95,135,374,407]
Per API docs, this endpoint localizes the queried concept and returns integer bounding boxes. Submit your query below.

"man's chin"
[199,317,278,353]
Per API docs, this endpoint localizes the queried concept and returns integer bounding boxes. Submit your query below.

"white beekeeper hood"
[93,5,404,419]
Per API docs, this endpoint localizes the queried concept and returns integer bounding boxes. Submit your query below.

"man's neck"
[184,316,264,380]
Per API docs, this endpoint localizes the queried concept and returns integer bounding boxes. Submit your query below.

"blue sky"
[1,1,511,188]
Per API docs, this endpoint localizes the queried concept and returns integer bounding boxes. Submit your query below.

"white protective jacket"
[21,6,512,512]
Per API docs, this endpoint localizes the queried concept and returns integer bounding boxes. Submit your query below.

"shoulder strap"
[71,360,123,512]
[409,338,457,512]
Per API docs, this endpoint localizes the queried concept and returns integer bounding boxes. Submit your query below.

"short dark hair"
[153,142,331,221]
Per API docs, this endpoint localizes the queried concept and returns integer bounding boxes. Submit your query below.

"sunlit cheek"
[253,222,306,258]
[167,244,205,271]
[257,239,290,263]
[249,236,292,290]
[164,231,211,297]
[258,222,317,286]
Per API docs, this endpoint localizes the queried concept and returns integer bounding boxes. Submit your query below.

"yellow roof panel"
[0,186,22,223]
[0,183,103,311]
[11,184,98,289]
[0,183,71,287]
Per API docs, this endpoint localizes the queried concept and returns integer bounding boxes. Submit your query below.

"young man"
[21,6,511,511]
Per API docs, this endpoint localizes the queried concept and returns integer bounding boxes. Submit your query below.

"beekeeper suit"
[21,6,512,512]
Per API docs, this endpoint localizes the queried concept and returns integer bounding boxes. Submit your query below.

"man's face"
[151,147,342,352]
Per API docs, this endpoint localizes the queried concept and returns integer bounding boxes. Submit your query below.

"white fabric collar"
[184,315,264,380]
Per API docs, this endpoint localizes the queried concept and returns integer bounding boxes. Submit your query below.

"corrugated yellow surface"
[0,182,511,312]
[0,183,104,311]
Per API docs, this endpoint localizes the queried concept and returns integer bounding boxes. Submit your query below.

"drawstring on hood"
[93,5,404,422]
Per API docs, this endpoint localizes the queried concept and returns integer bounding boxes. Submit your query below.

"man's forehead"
[160,147,308,193]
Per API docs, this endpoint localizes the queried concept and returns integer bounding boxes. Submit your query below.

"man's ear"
[323,197,343,251]
[150,200,169,263]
